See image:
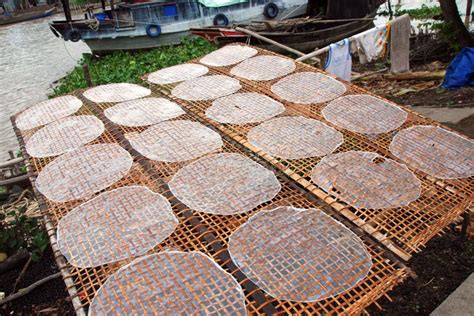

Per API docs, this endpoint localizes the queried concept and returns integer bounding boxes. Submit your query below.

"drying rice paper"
[229,206,372,302]
[206,92,285,124]
[271,72,346,104]
[104,97,185,127]
[129,120,223,162]
[15,95,82,131]
[311,151,421,209]
[36,143,133,202]
[390,126,474,179]
[248,116,343,159]
[171,75,241,101]
[169,153,281,215]
[83,83,151,103]
[26,115,104,158]
[323,94,407,134]
[147,63,209,84]
[58,186,178,268]
[230,55,296,81]
[88,251,247,315]
[200,45,257,67]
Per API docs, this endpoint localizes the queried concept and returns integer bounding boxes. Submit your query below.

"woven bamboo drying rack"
[11,85,409,314]
[147,44,473,262]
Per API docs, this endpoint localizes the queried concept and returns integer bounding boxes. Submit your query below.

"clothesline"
[295,14,409,62]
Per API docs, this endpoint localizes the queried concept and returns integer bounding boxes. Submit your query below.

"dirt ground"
[0,247,74,315]
[368,232,474,315]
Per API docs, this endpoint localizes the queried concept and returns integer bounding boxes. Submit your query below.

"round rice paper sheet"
[169,153,281,215]
[311,151,421,209]
[171,75,241,101]
[206,92,285,124]
[15,95,82,131]
[129,120,223,162]
[271,72,346,104]
[147,63,209,84]
[36,143,133,202]
[58,186,178,268]
[83,83,151,103]
[248,116,343,159]
[200,45,258,67]
[323,94,407,134]
[25,115,105,158]
[104,97,185,127]
[88,251,247,315]
[229,206,372,302]
[390,126,474,179]
[230,55,296,81]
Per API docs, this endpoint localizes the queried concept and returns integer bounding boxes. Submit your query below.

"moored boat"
[0,5,56,26]
[50,0,307,54]
[192,0,385,53]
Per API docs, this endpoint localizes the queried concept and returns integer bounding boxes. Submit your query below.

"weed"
[0,205,49,262]
[50,37,216,97]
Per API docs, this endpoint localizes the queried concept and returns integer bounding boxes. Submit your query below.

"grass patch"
[50,37,216,97]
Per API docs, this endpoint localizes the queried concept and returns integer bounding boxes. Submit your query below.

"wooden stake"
[82,64,93,87]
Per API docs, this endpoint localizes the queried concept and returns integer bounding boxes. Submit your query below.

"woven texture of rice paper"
[104,97,185,127]
[83,83,151,103]
[311,151,422,209]
[57,186,178,268]
[36,143,133,202]
[322,94,407,134]
[147,63,209,84]
[88,251,247,315]
[230,55,296,81]
[128,120,223,162]
[271,72,346,104]
[229,206,372,302]
[15,95,82,130]
[206,92,285,124]
[171,75,241,101]
[390,125,474,179]
[25,115,104,158]
[248,116,343,159]
[200,45,258,67]
[169,153,281,215]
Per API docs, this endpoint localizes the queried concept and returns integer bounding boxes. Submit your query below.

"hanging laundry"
[325,39,352,81]
[390,14,411,73]
[352,24,391,64]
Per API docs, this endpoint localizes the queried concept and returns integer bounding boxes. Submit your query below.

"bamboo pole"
[234,26,307,57]
[234,27,320,63]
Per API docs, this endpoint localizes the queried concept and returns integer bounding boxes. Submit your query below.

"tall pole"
[61,0,72,22]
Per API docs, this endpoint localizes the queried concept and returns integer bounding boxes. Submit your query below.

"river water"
[0,14,89,161]
[0,1,470,161]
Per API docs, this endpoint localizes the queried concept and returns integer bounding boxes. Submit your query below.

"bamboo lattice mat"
[147,44,473,261]
[11,44,472,315]
[12,89,407,315]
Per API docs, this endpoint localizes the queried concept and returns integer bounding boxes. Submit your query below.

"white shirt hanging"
[325,39,352,82]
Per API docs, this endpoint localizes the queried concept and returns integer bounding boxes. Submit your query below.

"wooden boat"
[50,0,308,54]
[0,5,56,26]
[192,0,386,53]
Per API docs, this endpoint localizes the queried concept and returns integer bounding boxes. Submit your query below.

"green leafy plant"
[0,205,49,262]
[379,4,442,19]
[50,37,216,97]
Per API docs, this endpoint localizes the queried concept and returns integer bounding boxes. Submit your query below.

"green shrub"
[0,205,49,262]
[50,37,216,97]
